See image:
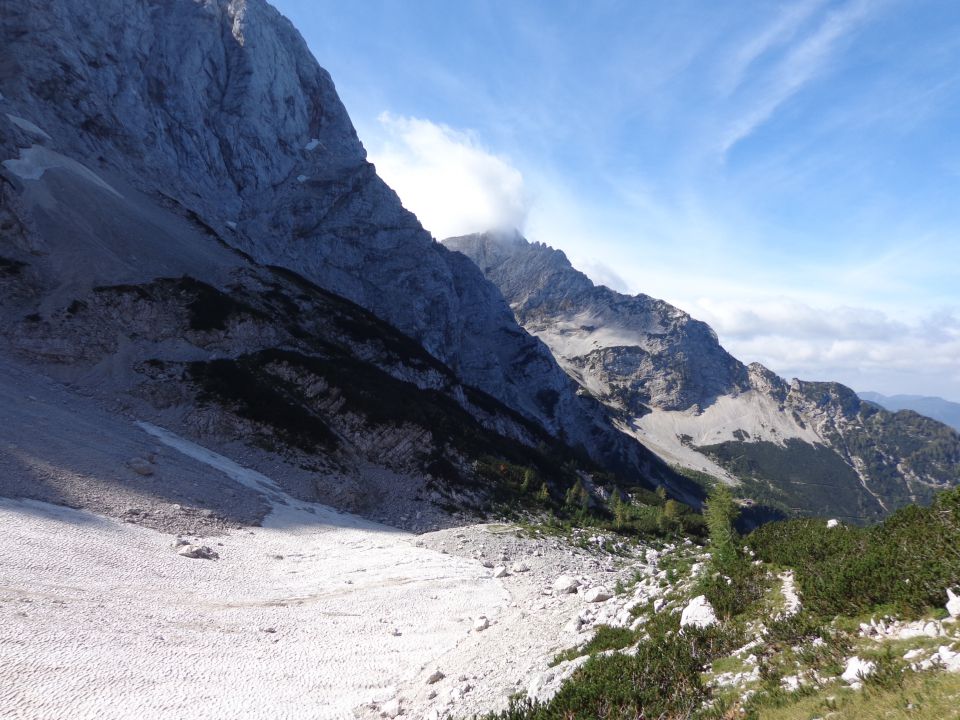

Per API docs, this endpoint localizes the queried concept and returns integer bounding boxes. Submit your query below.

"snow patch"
[304,138,321,151]
[3,145,123,199]
[6,113,51,140]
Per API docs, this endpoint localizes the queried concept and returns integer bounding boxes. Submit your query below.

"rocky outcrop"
[445,231,749,414]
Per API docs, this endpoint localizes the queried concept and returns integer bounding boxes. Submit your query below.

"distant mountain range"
[445,231,960,522]
[859,392,960,432]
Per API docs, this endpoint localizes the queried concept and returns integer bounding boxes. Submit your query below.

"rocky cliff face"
[445,231,750,414]
[0,0,661,482]
[445,232,960,521]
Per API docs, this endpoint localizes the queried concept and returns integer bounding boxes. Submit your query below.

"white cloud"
[367,113,528,240]
[688,296,960,399]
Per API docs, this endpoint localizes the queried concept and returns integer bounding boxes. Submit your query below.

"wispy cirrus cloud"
[717,0,878,157]
[717,0,829,97]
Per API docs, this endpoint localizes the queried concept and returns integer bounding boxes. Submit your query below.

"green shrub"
[699,485,765,618]
[747,487,960,617]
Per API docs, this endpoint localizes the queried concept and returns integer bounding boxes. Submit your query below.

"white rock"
[841,656,876,684]
[781,675,801,692]
[473,616,490,632]
[553,575,580,594]
[653,598,666,613]
[826,518,840,529]
[904,648,924,661]
[492,565,508,578]
[947,588,960,619]
[379,698,400,718]
[584,587,612,603]
[511,561,530,573]
[680,595,717,629]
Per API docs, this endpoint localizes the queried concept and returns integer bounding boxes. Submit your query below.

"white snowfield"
[0,425,508,720]
[2,144,124,198]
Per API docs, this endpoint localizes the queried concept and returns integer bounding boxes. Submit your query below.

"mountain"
[444,231,960,522]
[0,0,686,524]
[860,392,960,432]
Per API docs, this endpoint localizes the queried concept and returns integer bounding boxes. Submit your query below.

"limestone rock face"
[0,0,661,478]
[444,231,749,414]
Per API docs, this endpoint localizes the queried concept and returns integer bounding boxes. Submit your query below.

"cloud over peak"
[368,113,528,240]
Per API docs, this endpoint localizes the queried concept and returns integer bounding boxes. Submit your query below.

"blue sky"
[273,0,960,401]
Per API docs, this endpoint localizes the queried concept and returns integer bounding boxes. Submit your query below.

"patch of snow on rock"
[6,113,52,139]
[2,145,122,198]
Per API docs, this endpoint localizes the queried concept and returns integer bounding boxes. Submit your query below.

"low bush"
[747,487,960,617]
[483,614,739,720]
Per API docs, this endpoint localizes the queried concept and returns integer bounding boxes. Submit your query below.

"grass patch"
[752,669,960,720]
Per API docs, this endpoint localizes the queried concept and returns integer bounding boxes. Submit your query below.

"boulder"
[177,544,219,560]
[380,699,401,718]
[128,458,154,476]
[841,656,876,685]
[473,616,490,632]
[679,595,717,629]
[584,587,612,603]
[426,669,444,684]
[511,561,530,573]
[947,588,960,619]
[492,565,508,578]
[553,575,580,594]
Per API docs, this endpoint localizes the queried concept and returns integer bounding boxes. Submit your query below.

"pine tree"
[704,484,739,568]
